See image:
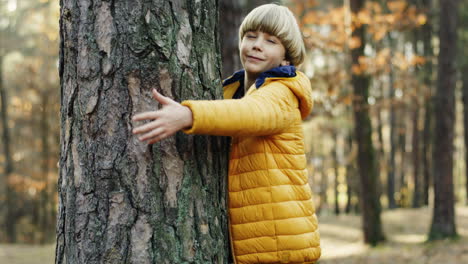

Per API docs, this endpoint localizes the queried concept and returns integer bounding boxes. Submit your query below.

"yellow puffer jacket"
[182,66,321,264]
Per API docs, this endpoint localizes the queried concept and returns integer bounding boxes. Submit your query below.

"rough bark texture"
[350,0,385,246]
[57,1,229,263]
[429,0,459,240]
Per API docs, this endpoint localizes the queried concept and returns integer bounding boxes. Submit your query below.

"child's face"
[240,31,289,77]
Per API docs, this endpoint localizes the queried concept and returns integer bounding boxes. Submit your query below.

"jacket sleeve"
[181,83,299,137]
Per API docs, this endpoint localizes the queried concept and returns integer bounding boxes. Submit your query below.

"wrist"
[182,106,193,129]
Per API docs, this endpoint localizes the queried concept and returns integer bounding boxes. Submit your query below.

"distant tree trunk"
[387,55,397,209]
[411,104,421,208]
[219,0,243,78]
[39,92,51,244]
[0,55,16,243]
[421,0,434,206]
[429,0,459,240]
[460,2,468,206]
[411,19,423,209]
[333,132,340,215]
[243,0,277,11]
[350,0,385,246]
[397,114,408,207]
[463,66,468,205]
[317,164,328,215]
[345,134,360,214]
[56,1,229,263]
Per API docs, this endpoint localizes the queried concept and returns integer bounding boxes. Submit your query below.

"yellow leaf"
[373,27,388,41]
[376,48,391,66]
[417,14,427,25]
[358,10,372,24]
[349,36,362,49]
[352,64,362,75]
[387,0,408,12]
[411,56,426,65]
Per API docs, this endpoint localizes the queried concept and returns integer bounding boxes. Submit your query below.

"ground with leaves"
[319,206,468,264]
[1,206,467,264]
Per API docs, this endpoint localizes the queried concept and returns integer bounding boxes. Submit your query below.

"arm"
[182,83,299,137]
[132,84,299,143]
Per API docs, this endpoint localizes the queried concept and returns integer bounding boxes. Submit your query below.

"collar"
[222,65,297,89]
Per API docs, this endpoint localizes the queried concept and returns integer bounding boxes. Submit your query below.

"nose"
[252,37,263,51]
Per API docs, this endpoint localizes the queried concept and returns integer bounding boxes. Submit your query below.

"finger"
[152,89,174,105]
[133,120,162,135]
[139,127,165,141]
[132,111,159,122]
[147,133,166,145]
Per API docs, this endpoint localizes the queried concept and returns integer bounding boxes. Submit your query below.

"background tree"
[429,0,459,240]
[219,0,243,78]
[56,0,229,263]
[349,0,385,245]
[0,0,54,243]
[459,0,468,206]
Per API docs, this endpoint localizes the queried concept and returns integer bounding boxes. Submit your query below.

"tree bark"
[56,1,229,263]
[350,0,385,246]
[429,0,459,240]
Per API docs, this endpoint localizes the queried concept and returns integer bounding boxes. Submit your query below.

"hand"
[132,89,193,144]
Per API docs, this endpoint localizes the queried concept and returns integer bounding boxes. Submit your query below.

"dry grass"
[1,206,467,264]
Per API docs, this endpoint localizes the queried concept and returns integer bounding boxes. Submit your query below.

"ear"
[280,60,290,66]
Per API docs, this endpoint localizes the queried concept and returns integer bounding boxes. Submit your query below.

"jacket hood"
[223,66,313,120]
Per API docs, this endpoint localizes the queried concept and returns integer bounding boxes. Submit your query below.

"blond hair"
[239,4,306,66]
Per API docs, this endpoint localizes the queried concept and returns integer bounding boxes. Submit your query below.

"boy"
[133,4,321,264]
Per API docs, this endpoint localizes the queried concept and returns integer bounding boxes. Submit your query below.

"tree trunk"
[421,0,434,206]
[56,1,229,263]
[460,2,468,206]
[350,0,385,246]
[333,132,340,215]
[397,114,408,207]
[411,17,423,209]
[463,65,468,205]
[219,0,243,78]
[411,105,421,208]
[429,0,459,241]
[39,93,51,244]
[345,134,357,214]
[387,45,397,209]
[0,55,16,243]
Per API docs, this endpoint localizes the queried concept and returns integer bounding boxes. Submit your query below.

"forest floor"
[0,205,467,264]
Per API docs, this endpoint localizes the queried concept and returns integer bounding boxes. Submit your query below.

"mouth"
[247,55,264,61]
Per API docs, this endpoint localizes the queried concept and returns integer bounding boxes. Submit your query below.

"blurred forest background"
[1,0,468,263]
